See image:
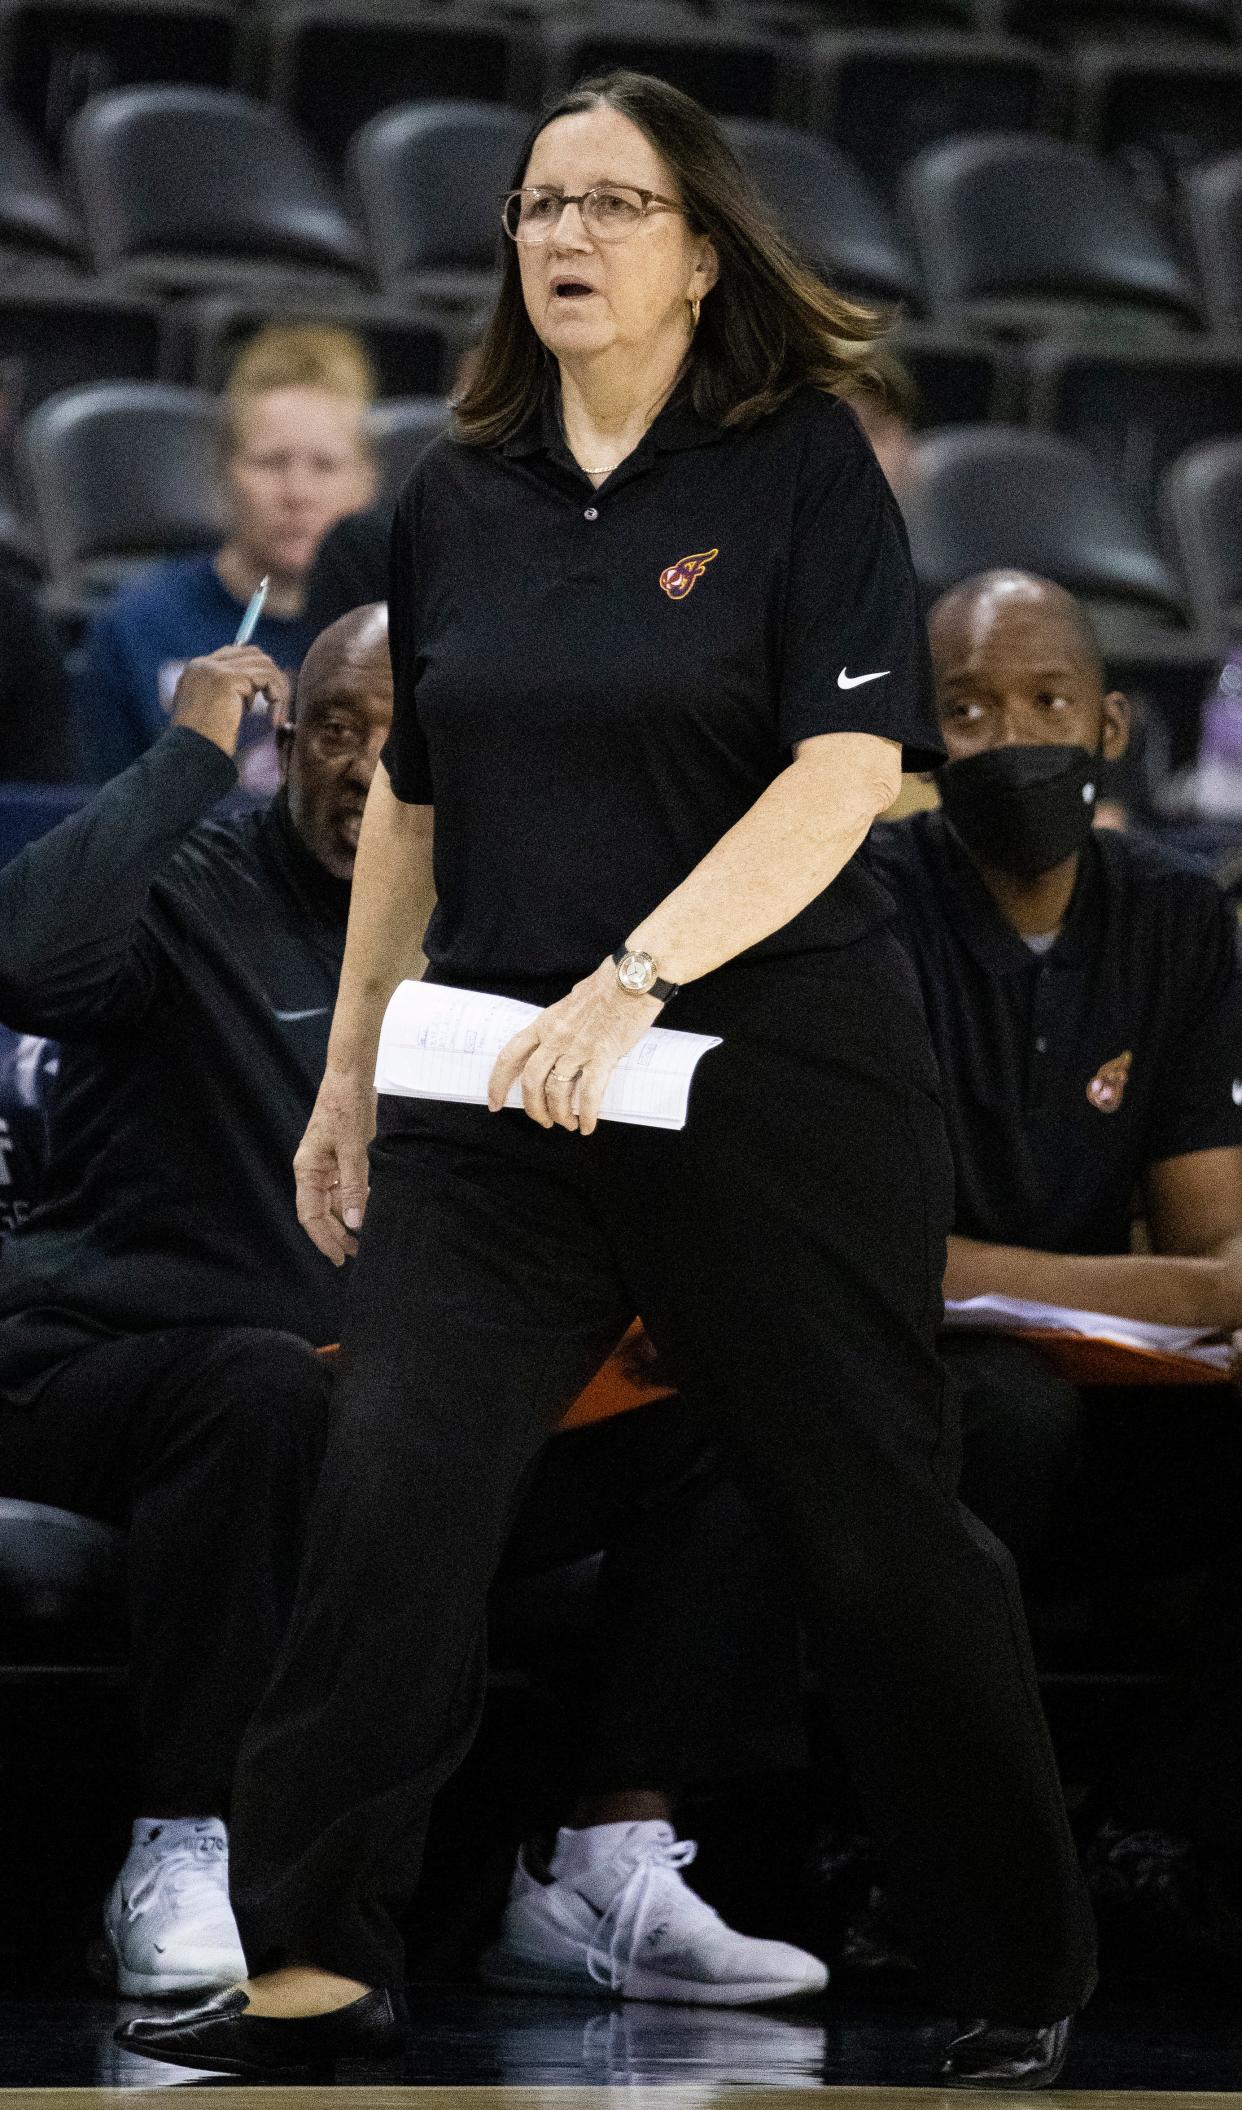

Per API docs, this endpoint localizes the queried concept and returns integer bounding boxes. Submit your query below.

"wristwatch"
[612,946,680,1003]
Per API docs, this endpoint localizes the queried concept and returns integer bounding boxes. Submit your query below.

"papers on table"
[375,980,722,1132]
[944,1293,1231,1371]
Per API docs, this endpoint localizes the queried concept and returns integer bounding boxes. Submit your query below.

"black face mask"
[937,743,1099,880]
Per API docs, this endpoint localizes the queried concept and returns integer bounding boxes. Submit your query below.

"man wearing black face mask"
[870,568,1242,1993]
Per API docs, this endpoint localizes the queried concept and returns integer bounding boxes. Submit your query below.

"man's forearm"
[0,728,236,1034]
[945,1234,1235,1330]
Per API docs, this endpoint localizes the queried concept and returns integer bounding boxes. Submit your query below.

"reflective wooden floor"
[2,1988,1241,2098]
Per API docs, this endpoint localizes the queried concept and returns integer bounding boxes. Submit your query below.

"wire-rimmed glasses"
[501,185,685,244]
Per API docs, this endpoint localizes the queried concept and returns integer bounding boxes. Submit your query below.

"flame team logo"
[1086,1049,1132,1114]
[659,548,719,600]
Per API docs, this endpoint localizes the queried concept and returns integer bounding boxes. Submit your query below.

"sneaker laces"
[123,1832,229,1922]
[585,1833,710,1991]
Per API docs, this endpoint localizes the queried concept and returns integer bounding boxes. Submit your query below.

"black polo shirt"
[382,383,943,988]
[869,810,1242,1256]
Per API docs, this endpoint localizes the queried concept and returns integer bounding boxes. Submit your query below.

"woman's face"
[223,386,375,582]
[516,104,718,372]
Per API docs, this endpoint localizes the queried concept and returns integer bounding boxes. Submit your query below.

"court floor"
[2,1990,1241,2098]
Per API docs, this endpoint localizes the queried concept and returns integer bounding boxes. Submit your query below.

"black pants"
[0,1325,333,1814]
[0,1324,792,1819]
[228,943,1096,2019]
[953,1331,1242,1861]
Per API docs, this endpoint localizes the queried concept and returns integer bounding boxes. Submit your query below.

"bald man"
[870,569,1242,1986]
[0,613,392,1994]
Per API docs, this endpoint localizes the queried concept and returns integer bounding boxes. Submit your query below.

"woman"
[119,74,1095,2086]
[76,323,376,784]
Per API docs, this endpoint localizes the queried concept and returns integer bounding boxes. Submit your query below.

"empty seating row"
[16,381,448,600]
[15,377,1241,641]
[6,90,1242,339]
[4,0,1242,173]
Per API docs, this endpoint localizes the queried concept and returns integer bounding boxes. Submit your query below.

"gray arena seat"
[0,0,236,145]
[1072,47,1242,198]
[538,13,787,121]
[163,292,464,399]
[902,425,1190,637]
[1183,152,1242,334]
[368,395,451,507]
[0,283,161,420]
[349,100,528,312]
[251,3,530,169]
[1026,339,1242,539]
[902,133,1202,333]
[0,97,79,269]
[722,119,922,307]
[799,31,1059,202]
[0,1499,124,1622]
[1163,438,1242,635]
[21,379,221,601]
[66,85,366,294]
[982,0,1237,42]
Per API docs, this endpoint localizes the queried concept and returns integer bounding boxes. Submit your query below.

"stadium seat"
[1027,339,1242,539]
[367,395,451,507]
[0,1500,124,1620]
[349,100,528,312]
[1163,438,1242,634]
[0,98,79,269]
[0,284,160,423]
[0,0,236,146]
[798,32,1058,202]
[1073,48,1242,196]
[163,292,464,400]
[902,426,1190,637]
[538,13,787,121]
[722,119,921,306]
[982,0,1237,43]
[66,85,367,294]
[893,324,1015,423]
[20,380,221,600]
[250,4,530,169]
[1183,152,1242,333]
[902,134,1202,333]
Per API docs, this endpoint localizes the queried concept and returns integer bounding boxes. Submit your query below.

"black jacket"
[0,728,349,1396]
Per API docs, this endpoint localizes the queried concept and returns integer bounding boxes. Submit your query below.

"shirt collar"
[922,809,1100,974]
[498,374,722,469]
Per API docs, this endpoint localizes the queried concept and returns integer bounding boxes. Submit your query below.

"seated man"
[0,615,822,2010]
[75,324,376,785]
[870,568,1242,1976]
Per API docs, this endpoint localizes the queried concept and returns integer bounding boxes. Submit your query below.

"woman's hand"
[487,959,663,1135]
[294,1065,378,1265]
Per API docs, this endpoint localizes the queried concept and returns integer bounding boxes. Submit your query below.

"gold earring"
[689,296,701,331]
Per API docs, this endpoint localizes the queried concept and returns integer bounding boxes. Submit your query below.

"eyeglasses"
[501,185,685,244]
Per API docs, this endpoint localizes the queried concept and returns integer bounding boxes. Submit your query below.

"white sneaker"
[478,1819,829,2007]
[104,1817,247,1997]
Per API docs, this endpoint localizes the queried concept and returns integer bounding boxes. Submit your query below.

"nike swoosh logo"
[838,668,890,689]
[272,1006,331,1023]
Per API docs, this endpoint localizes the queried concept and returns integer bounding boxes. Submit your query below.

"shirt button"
[584,506,599,521]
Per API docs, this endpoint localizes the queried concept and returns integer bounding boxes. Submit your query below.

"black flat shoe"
[114,1985,407,2077]
[941,2015,1071,2089]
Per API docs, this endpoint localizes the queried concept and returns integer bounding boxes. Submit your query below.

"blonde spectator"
[75,324,377,782]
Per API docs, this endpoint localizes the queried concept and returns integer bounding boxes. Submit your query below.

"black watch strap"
[612,946,680,1003]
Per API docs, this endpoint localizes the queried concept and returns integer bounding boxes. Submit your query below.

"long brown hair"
[453,71,890,447]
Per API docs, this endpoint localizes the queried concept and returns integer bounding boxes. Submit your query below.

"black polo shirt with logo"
[869,809,1242,1256]
[382,383,943,988]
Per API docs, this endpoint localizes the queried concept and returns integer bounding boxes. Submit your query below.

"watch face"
[618,950,656,993]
